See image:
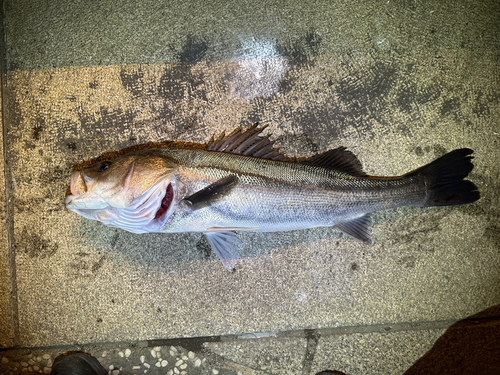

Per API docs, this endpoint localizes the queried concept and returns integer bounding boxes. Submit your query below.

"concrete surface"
[1,0,500,374]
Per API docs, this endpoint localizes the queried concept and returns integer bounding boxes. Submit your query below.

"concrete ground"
[1,0,499,374]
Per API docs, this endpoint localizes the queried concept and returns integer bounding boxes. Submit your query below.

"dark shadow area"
[404,304,500,375]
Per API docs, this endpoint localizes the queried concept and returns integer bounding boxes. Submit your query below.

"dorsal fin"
[301,147,366,177]
[206,123,289,161]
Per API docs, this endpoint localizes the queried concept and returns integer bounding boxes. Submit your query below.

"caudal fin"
[409,148,480,207]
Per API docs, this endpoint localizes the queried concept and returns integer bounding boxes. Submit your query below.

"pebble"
[21,368,28,373]
[175,359,183,367]
[180,363,187,369]
[144,363,150,369]
[150,349,156,358]
[132,366,141,370]
[170,346,178,353]
[118,351,124,358]
[42,354,51,360]
[153,346,161,352]
[33,366,40,371]
[212,369,219,375]
[28,359,35,365]
[1,357,8,364]
[37,356,42,362]
[140,355,145,363]
[194,359,201,367]
[161,360,168,367]
[155,362,161,368]
[174,367,180,374]
[21,361,29,367]
[181,371,187,375]
[43,367,51,374]
[46,359,53,367]
[169,350,176,357]
[124,349,131,358]
[167,371,173,375]
[188,351,195,360]
[112,370,120,375]
[102,351,107,358]
[182,355,188,361]
[109,365,114,370]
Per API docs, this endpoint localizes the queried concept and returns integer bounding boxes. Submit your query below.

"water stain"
[17,227,58,258]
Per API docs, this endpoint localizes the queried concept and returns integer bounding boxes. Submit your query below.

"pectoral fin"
[204,231,242,272]
[335,214,372,244]
[183,175,238,211]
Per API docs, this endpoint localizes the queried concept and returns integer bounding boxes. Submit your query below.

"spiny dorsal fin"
[206,123,289,161]
[301,147,367,177]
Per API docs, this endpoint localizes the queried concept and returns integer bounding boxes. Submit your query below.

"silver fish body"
[66,125,479,271]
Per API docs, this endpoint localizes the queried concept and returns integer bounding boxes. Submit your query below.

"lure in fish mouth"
[65,124,480,271]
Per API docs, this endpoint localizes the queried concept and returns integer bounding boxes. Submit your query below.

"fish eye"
[98,161,112,172]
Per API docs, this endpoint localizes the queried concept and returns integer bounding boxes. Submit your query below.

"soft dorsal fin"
[301,147,367,177]
[206,123,289,161]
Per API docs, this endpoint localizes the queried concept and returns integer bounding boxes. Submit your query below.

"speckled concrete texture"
[1,0,500,373]
[0,87,17,348]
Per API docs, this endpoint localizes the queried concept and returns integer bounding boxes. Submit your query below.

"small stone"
[140,355,145,363]
[169,350,175,357]
[181,371,187,375]
[182,355,188,361]
[42,354,50,360]
[46,359,53,367]
[188,352,195,360]
[175,359,183,367]
[153,346,161,352]
[124,349,131,358]
[36,356,42,362]
[150,349,156,358]
[33,366,40,372]
[21,368,28,373]
[118,351,124,358]
[112,370,119,375]
[212,369,219,375]
[167,370,173,375]
[44,367,51,374]
[144,363,150,369]
[174,367,180,374]
[155,362,161,368]
[161,360,168,367]
[180,363,187,369]
[132,366,141,370]
[101,351,107,357]
[28,367,33,372]
[1,357,8,364]
[109,365,114,370]
[29,359,35,365]
[170,346,177,353]
[21,361,29,367]
[194,359,201,367]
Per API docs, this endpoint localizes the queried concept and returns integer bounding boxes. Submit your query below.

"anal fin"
[204,231,242,272]
[335,214,372,243]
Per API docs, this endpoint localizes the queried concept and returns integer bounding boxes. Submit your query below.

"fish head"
[65,150,179,233]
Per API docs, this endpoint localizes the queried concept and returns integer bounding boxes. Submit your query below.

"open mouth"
[154,183,174,219]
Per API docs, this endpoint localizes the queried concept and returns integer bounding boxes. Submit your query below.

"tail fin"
[408,148,480,207]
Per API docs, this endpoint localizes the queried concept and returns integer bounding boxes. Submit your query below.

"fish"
[65,124,480,271]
